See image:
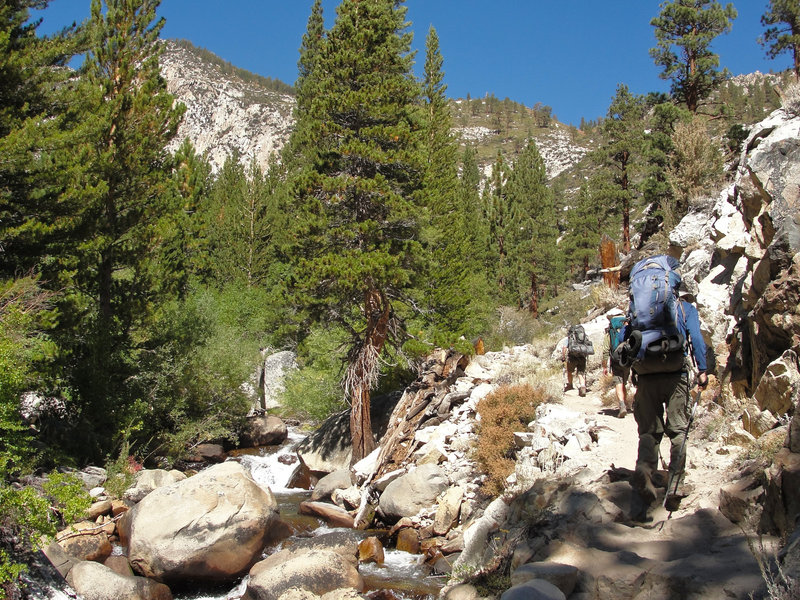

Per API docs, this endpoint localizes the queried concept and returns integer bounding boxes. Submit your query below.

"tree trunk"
[346,288,392,463]
[528,271,539,318]
[600,234,620,289]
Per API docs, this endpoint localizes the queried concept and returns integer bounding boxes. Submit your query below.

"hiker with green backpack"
[603,313,632,418]
[614,255,708,521]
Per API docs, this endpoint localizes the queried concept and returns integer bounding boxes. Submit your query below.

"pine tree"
[0,1,86,278]
[760,0,800,79]
[592,84,646,252]
[157,138,212,298]
[484,150,510,296]
[503,139,558,315]
[60,0,185,460]
[650,0,737,113]
[640,98,691,238]
[285,0,423,461]
[416,26,487,344]
[563,177,616,278]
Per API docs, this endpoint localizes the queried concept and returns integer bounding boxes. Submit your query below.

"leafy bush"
[475,383,555,495]
[669,116,723,216]
[279,326,348,423]
[0,277,57,478]
[0,472,90,596]
[483,307,546,351]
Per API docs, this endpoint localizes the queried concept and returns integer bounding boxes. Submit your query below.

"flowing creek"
[170,430,444,600]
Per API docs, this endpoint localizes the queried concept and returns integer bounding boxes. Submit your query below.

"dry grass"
[741,428,787,465]
[475,383,556,496]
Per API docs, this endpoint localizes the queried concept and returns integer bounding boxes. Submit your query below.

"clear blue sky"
[35,1,783,127]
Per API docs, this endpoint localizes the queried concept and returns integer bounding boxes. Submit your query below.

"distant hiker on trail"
[603,313,632,418]
[560,324,593,397]
[615,255,708,521]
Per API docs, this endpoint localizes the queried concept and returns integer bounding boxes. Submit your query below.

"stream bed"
[172,430,445,600]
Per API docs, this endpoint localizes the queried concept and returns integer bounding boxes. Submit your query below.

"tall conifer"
[650,0,737,113]
[593,84,646,252]
[503,140,558,315]
[61,0,184,459]
[285,0,423,461]
[760,0,800,79]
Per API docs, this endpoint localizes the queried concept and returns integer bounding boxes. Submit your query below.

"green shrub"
[475,383,555,495]
[279,326,348,423]
[0,471,90,595]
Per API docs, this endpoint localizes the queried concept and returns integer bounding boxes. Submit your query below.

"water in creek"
[173,430,445,600]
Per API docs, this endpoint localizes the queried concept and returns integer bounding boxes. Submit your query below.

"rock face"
[670,109,800,395]
[126,462,279,583]
[160,41,295,175]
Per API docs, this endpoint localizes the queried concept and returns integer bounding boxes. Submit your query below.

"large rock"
[123,469,186,504]
[127,461,279,583]
[55,521,113,563]
[67,560,172,600]
[311,469,354,502]
[244,548,363,600]
[753,350,800,416]
[241,414,289,447]
[378,464,449,522]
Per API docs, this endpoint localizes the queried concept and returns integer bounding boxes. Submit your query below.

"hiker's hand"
[697,371,708,389]
[603,365,608,376]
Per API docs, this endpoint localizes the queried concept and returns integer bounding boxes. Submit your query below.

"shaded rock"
[127,461,279,583]
[500,579,565,600]
[396,528,420,554]
[241,415,289,447]
[311,469,355,502]
[76,466,107,490]
[104,555,134,577]
[56,521,112,563]
[184,443,225,463]
[510,562,577,597]
[296,393,400,473]
[245,549,363,600]
[42,540,79,579]
[719,475,764,524]
[67,560,172,600]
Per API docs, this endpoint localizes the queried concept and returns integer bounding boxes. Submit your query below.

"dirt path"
[559,381,737,522]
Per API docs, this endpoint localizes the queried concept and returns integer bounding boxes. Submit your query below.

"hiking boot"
[579,386,586,397]
[564,383,574,392]
[618,404,627,418]
[632,466,657,506]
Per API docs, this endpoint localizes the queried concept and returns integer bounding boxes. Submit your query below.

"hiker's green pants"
[633,372,691,478]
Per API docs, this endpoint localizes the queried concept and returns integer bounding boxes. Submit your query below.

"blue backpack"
[626,255,686,373]
[608,315,626,356]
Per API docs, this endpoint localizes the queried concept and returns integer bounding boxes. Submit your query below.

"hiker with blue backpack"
[603,313,632,418]
[614,255,708,521]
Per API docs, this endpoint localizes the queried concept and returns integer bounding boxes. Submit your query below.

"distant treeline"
[172,39,295,95]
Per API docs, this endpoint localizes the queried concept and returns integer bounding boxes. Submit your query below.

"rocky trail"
[499,370,781,599]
